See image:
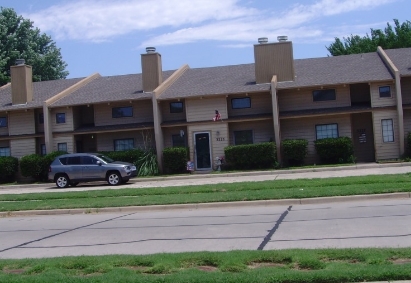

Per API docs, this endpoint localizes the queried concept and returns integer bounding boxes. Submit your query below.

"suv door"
[66,156,82,180]
[81,155,105,180]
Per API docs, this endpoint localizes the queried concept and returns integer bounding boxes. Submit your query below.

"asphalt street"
[1,198,411,259]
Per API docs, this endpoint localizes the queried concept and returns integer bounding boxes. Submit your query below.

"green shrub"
[0,156,18,183]
[224,142,276,170]
[406,132,411,157]
[100,149,144,164]
[136,150,158,176]
[314,137,354,164]
[163,147,189,174]
[282,139,308,166]
[19,154,44,181]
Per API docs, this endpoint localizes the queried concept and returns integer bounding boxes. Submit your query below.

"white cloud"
[25,0,399,46]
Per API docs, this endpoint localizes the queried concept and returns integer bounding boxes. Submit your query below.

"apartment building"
[0,38,410,172]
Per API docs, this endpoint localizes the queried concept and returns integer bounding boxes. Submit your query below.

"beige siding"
[186,97,227,122]
[227,92,272,117]
[96,130,155,152]
[278,86,350,112]
[280,115,352,164]
[163,127,187,148]
[372,110,400,160]
[53,135,74,153]
[8,110,35,135]
[187,123,229,165]
[51,107,74,132]
[0,112,8,136]
[229,121,274,145]
[94,100,153,127]
[401,77,411,105]
[161,100,186,122]
[10,138,36,158]
[370,82,396,107]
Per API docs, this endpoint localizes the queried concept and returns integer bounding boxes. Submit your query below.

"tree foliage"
[327,19,411,56]
[0,7,69,85]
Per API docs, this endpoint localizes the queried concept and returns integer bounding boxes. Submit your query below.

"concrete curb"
[1,162,410,190]
[1,192,410,218]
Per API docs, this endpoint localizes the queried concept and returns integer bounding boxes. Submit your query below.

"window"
[112,106,133,118]
[81,156,99,165]
[379,86,391,98]
[67,156,81,165]
[172,134,186,147]
[40,144,46,156]
[58,143,67,152]
[170,102,183,113]
[0,117,7,127]
[56,113,66,124]
[313,89,336,102]
[316,124,338,140]
[114,138,134,151]
[38,113,44,124]
[231,97,251,109]
[382,119,394,142]
[234,130,253,145]
[0,147,10,157]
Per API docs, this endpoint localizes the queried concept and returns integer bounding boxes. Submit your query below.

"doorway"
[351,113,375,162]
[194,132,211,170]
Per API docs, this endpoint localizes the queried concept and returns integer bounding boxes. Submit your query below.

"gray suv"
[48,153,137,188]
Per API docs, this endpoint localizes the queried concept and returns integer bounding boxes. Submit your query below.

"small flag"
[213,110,221,121]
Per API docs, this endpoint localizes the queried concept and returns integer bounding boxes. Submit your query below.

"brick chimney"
[10,59,33,105]
[141,47,163,92]
[254,36,295,84]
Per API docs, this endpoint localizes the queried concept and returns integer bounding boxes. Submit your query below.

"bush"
[314,137,354,164]
[100,149,144,164]
[0,156,18,183]
[406,132,411,157]
[163,147,189,174]
[282,139,308,166]
[224,142,276,170]
[20,151,67,182]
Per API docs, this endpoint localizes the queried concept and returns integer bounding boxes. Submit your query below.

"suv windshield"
[96,154,114,163]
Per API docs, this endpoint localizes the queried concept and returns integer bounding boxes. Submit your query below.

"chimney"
[10,59,33,105]
[254,36,295,84]
[141,47,163,92]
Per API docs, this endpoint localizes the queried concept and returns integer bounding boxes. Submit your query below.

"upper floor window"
[0,117,7,127]
[112,106,133,118]
[316,123,338,140]
[0,147,10,157]
[114,138,134,151]
[170,102,183,113]
[379,86,391,98]
[231,97,251,109]
[58,142,67,152]
[172,134,186,147]
[56,113,66,124]
[234,130,253,145]
[313,89,336,102]
[381,119,394,142]
[38,113,44,124]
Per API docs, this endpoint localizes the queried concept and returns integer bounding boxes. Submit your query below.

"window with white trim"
[379,86,391,98]
[58,143,67,152]
[0,147,10,156]
[234,130,253,145]
[114,138,134,151]
[0,117,7,127]
[313,89,336,102]
[381,119,394,142]
[170,102,183,113]
[56,113,66,124]
[40,144,46,156]
[316,124,338,140]
[231,97,251,109]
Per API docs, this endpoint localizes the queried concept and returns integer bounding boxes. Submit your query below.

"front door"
[351,113,375,162]
[194,132,211,170]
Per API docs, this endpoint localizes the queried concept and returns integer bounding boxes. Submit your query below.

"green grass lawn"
[1,248,411,283]
[1,173,411,212]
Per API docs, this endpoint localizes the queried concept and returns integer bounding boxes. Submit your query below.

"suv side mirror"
[96,161,102,166]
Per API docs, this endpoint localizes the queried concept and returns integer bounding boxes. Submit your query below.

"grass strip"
[1,174,411,212]
[1,248,411,283]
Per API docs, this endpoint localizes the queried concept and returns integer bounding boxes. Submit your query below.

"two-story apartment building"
[0,37,410,172]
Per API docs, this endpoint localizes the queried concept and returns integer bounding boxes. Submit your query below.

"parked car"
[48,153,137,188]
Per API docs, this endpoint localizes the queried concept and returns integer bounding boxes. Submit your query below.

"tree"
[327,19,411,56]
[0,7,68,86]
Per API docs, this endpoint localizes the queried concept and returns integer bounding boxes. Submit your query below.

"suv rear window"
[59,157,68,165]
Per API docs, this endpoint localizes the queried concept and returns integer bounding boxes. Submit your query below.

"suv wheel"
[55,174,70,188]
[107,172,122,185]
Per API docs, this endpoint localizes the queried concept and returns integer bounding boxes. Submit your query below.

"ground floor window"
[172,134,186,147]
[234,130,253,145]
[58,143,67,152]
[316,123,338,140]
[381,119,394,142]
[0,147,10,156]
[114,138,134,151]
[40,144,46,155]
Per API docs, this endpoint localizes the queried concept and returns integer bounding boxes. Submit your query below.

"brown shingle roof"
[51,71,175,107]
[384,48,411,76]
[0,78,84,111]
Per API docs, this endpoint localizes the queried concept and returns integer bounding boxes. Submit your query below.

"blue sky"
[1,0,410,79]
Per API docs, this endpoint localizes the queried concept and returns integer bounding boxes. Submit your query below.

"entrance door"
[194,132,211,170]
[351,113,375,162]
